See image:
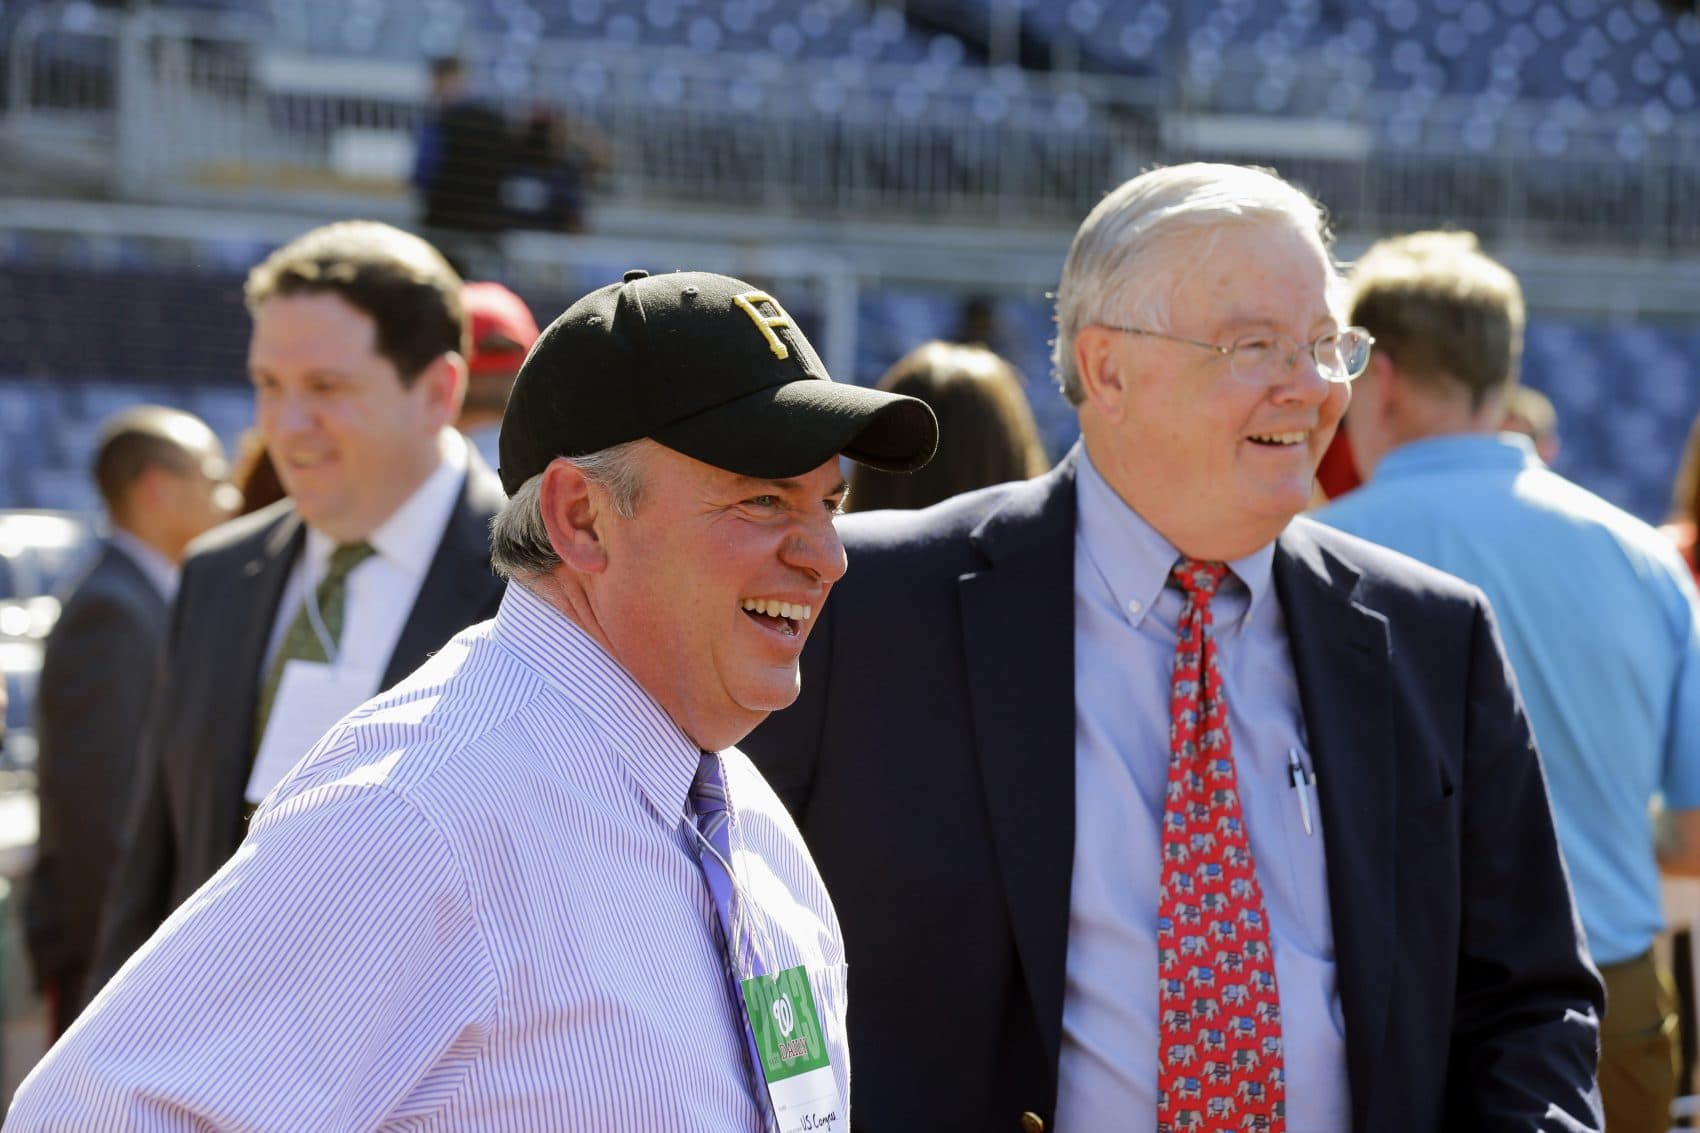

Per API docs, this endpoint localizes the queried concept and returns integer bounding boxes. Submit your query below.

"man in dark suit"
[742,163,1603,1133]
[89,221,507,1001]
[26,406,237,1037]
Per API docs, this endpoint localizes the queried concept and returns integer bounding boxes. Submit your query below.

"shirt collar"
[1370,431,1538,483]
[491,582,702,828]
[1074,444,1274,630]
[304,428,468,574]
[108,527,178,601]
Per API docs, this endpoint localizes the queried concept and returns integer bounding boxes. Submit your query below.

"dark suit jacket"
[742,452,1603,1133]
[26,542,169,1003]
[88,461,507,998]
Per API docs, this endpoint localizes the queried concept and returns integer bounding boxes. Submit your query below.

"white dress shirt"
[262,427,468,682]
[7,582,850,1130]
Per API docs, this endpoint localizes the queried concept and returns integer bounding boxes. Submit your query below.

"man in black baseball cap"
[7,269,932,1130]
[468,268,935,1124]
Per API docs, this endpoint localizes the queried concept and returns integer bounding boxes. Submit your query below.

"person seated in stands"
[847,340,1050,512]
[502,105,614,235]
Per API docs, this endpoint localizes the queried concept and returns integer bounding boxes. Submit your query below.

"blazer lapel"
[958,457,1079,1076]
[214,507,305,831]
[1273,524,1397,1133]
[383,462,504,685]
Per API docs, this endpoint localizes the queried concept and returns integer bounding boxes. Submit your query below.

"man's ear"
[130,463,170,509]
[417,352,468,426]
[1073,325,1128,422]
[1363,350,1402,424]
[539,458,611,573]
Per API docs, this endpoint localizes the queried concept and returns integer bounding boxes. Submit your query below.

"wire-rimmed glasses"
[1101,324,1375,384]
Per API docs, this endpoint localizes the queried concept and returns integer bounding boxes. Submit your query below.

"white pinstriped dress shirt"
[8,582,850,1131]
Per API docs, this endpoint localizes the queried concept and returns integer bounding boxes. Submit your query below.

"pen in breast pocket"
[1287,748,1315,837]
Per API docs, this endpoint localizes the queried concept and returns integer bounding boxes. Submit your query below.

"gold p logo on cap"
[732,291,796,361]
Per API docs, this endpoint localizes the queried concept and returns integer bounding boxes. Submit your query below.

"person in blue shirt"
[1316,229,1700,1133]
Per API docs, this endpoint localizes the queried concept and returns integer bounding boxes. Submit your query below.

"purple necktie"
[690,752,775,1129]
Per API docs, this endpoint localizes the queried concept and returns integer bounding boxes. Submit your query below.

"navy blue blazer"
[742,451,1602,1133]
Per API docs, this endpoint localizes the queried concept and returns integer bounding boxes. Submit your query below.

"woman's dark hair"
[848,341,1050,513]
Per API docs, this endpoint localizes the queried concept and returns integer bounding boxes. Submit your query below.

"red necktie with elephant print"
[1155,559,1285,1133]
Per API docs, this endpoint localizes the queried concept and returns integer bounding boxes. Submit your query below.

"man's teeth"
[1249,431,1307,445]
[740,598,813,621]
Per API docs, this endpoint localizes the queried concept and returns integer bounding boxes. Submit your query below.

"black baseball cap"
[498,269,939,494]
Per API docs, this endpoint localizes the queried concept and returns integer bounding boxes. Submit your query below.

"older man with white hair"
[743,163,1604,1133]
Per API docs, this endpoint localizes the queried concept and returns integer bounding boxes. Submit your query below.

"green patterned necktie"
[251,541,377,752]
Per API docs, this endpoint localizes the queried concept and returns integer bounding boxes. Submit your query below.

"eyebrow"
[248,366,353,382]
[733,475,848,497]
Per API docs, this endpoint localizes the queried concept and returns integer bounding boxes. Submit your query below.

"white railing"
[3,10,1699,249]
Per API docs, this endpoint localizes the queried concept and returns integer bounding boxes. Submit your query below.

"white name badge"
[245,660,380,803]
[742,966,844,1133]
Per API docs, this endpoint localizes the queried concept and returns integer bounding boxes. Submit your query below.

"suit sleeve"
[83,618,182,1006]
[740,591,837,820]
[1450,598,1604,1131]
[26,589,161,989]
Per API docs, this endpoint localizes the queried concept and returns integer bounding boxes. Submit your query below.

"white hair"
[1051,162,1341,405]
[488,441,647,579]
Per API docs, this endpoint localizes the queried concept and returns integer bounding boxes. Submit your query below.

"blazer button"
[1019,1112,1045,1133]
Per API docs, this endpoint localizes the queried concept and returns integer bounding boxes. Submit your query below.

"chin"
[738,682,802,715]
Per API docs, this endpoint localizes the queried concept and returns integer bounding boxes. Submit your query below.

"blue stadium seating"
[3,241,1697,524]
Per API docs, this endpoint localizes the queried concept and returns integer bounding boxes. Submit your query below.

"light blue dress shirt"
[1056,447,1351,1133]
[8,583,850,1131]
[1318,432,1700,965]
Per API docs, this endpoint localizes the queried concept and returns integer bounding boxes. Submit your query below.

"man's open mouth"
[740,598,813,638]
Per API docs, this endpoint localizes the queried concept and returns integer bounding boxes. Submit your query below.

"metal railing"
[4,10,1700,250]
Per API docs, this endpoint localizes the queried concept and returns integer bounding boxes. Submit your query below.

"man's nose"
[264,392,315,435]
[1273,345,1330,404]
[784,514,848,584]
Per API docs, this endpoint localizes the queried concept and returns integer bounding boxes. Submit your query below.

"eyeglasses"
[1101,324,1375,384]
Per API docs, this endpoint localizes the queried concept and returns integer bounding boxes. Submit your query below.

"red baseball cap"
[464,282,541,377]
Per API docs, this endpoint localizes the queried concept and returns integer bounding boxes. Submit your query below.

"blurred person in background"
[412,55,512,267]
[502,105,613,235]
[1501,382,1562,465]
[744,163,1601,1133]
[1316,230,1697,1133]
[25,406,236,1039]
[457,280,540,471]
[1664,413,1700,585]
[84,220,507,1005]
[229,426,286,516]
[847,340,1048,512]
[1312,427,1362,502]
